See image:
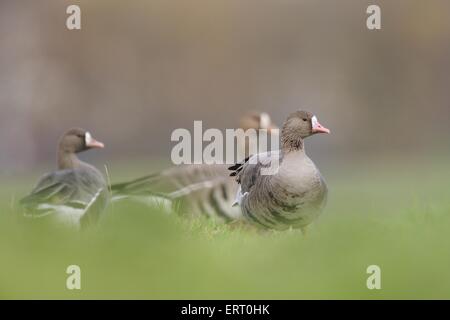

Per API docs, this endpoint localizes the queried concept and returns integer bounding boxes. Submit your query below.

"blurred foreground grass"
[1,155,450,299]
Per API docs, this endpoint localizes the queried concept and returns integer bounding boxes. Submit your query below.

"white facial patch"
[85,132,92,145]
[259,112,271,129]
[311,116,318,129]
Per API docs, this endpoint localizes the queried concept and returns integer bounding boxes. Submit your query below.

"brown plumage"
[111,112,278,222]
[20,128,107,228]
[229,110,330,231]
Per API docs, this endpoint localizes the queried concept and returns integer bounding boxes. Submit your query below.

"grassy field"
[1,155,450,299]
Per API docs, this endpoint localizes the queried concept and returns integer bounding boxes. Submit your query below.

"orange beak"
[85,132,105,148]
[312,116,331,134]
[87,138,105,149]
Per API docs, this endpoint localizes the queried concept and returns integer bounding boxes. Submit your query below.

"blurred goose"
[111,112,278,221]
[229,110,330,231]
[20,128,108,228]
[239,111,278,159]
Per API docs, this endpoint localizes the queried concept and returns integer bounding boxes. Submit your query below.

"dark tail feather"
[228,156,251,177]
[228,156,250,171]
[228,163,242,171]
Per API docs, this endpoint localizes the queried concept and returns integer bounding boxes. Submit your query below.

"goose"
[239,111,278,159]
[228,110,330,232]
[111,112,278,222]
[20,128,108,228]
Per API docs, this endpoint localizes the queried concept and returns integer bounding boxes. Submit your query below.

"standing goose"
[20,128,108,228]
[111,112,278,222]
[229,110,330,231]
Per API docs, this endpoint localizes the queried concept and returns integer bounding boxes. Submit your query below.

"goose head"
[281,110,330,151]
[58,128,105,154]
[239,112,278,131]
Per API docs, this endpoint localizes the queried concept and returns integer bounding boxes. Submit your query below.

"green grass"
[1,156,450,299]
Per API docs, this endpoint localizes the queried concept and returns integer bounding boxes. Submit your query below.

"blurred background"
[1,0,450,300]
[1,0,449,175]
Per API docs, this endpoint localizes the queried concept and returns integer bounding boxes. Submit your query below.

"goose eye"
[302,118,308,122]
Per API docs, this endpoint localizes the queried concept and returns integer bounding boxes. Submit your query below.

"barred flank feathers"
[110,165,242,221]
